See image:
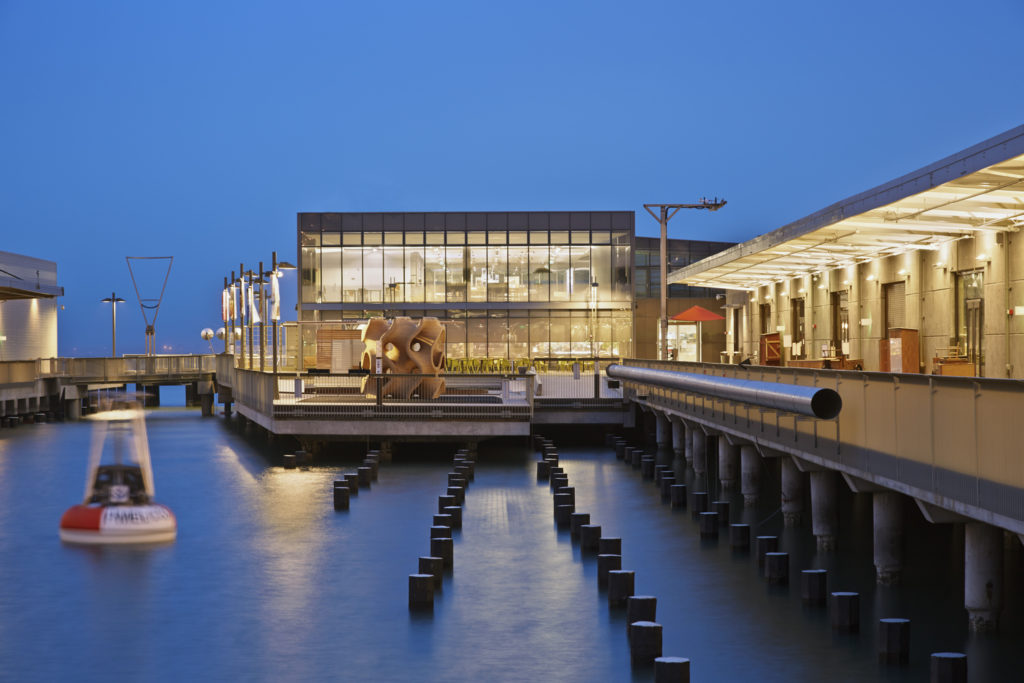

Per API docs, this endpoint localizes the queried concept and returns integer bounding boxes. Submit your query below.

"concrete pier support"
[781,457,804,527]
[64,399,82,421]
[200,394,214,417]
[683,422,694,467]
[810,470,838,551]
[718,440,739,491]
[964,522,1003,633]
[691,429,706,476]
[223,401,233,418]
[671,418,684,462]
[873,492,904,586]
[740,445,760,507]
[655,412,670,454]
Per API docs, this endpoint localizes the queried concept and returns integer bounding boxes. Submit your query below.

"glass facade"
[298,212,635,360]
[634,237,734,299]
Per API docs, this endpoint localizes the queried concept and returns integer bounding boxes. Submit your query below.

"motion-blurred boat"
[59,398,176,544]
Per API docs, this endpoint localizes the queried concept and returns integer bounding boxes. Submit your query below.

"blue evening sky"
[1,0,1022,356]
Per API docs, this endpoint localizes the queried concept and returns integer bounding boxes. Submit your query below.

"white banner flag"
[221,288,229,322]
[249,283,261,324]
[271,273,280,321]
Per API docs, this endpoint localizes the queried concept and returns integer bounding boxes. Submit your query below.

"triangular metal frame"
[126,256,173,356]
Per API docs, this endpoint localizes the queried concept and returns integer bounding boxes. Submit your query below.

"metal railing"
[0,355,216,386]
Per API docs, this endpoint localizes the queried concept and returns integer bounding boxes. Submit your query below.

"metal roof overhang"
[670,125,1024,290]
[0,274,63,300]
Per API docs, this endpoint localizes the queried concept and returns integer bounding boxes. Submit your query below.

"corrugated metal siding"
[0,298,58,360]
[885,281,906,332]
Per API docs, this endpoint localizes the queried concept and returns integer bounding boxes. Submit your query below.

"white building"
[0,251,62,361]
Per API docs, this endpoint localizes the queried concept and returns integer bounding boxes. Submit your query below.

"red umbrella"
[669,305,724,362]
[670,305,724,322]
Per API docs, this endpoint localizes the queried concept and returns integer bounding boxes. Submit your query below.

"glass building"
[297,212,636,360]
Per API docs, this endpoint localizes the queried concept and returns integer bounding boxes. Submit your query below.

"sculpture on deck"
[360,317,446,399]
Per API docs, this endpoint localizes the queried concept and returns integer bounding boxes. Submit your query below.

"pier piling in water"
[418,557,444,586]
[800,569,827,605]
[597,554,622,587]
[878,618,910,665]
[830,592,860,631]
[729,524,750,551]
[756,536,779,569]
[698,512,719,539]
[764,552,789,584]
[332,486,350,510]
[438,495,456,513]
[442,506,462,529]
[580,524,602,551]
[429,525,451,539]
[608,570,635,607]
[408,574,434,608]
[629,621,663,666]
[930,652,967,683]
[654,657,690,683]
[626,596,657,640]
[570,513,590,539]
[430,537,454,568]
[598,537,622,555]
[670,485,687,508]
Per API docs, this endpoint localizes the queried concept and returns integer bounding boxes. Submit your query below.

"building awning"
[670,125,1024,290]
[0,272,63,300]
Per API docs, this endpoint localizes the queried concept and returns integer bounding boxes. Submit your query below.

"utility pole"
[644,198,727,360]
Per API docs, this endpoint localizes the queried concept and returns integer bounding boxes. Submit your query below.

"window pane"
[383,247,404,303]
[446,246,466,302]
[468,246,488,302]
[509,318,530,360]
[384,232,403,245]
[405,247,425,303]
[364,232,382,246]
[362,247,383,302]
[425,245,445,303]
[549,245,570,301]
[509,231,528,245]
[592,246,612,303]
[301,246,320,303]
[467,316,487,358]
[488,315,508,359]
[530,317,549,357]
[322,246,341,303]
[446,319,466,359]
[570,245,591,301]
[508,246,528,302]
[487,245,507,302]
[550,314,570,355]
[529,245,549,301]
[342,249,361,302]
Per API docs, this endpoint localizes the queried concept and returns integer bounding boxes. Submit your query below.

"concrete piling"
[537,460,550,479]
[654,465,669,484]
[810,470,839,551]
[418,557,444,586]
[442,506,462,529]
[570,512,591,539]
[433,514,453,528]
[283,454,297,469]
[929,652,967,683]
[630,621,663,666]
[555,486,575,506]
[438,495,456,513]
[877,618,910,665]
[344,474,359,494]
[626,596,657,638]
[764,552,789,584]
[659,476,676,500]
[740,444,760,507]
[691,492,709,519]
[641,457,655,479]
[553,492,574,515]
[830,592,860,631]
[698,512,719,539]
[615,441,627,460]
[712,500,730,526]
[409,574,434,608]
[430,537,454,568]
[800,569,828,606]
[333,485,350,510]
[555,504,574,527]
[446,486,464,504]
[654,657,690,683]
[631,449,643,468]
[756,536,779,569]
[670,485,687,509]
[363,459,378,481]
[597,553,622,587]
[580,524,602,552]
[430,525,452,539]
[357,466,372,488]
[599,537,622,555]
[608,570,635,607]
[729,524,750,550]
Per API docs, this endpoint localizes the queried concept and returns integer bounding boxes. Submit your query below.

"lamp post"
[100,292,125,357]
[644,199,727,360]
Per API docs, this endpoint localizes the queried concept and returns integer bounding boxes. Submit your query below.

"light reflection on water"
[0,412,1019,681]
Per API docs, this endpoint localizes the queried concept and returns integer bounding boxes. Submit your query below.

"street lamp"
[644,198,727,360]
[100,292,125,357]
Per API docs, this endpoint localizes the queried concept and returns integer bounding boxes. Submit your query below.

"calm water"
[0,404,1021,682]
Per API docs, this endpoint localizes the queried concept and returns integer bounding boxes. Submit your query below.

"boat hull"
[59,503,177,545]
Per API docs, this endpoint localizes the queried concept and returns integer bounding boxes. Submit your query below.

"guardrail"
[0,355,217,386]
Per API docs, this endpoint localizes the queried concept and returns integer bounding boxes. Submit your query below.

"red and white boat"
[59,402,176,545]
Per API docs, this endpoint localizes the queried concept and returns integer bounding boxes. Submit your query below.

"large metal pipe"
[606,364,842,420]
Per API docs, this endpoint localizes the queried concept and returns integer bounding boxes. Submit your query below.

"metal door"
[966,298,983,375]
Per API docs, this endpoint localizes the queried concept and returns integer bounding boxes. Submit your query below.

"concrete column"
[671,418,684,461]
[781,457,804,527]
[691,429,706,475]
[873,491,904,586]
[655,411,670,451]
[810,470,838,551]
[965,522,1003,633]
[740,445,760,507]
[200,394,214,417]
[64,398,82,421]
[683,422,694,466]
[718,439,740,491]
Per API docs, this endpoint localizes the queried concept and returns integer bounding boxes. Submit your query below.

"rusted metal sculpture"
[361,317,446,399]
